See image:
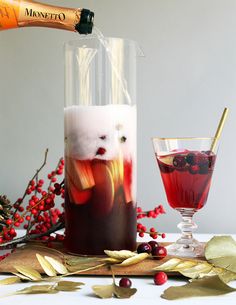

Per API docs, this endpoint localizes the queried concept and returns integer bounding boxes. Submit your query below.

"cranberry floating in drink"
[152,137,220,257]
[64,37,141,255]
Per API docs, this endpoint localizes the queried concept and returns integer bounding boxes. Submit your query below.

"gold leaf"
[12,272,31,281]
[114,285,137,299]
[92,283,137,299]
[104,250,136,260]
[92,284,114,298]
[0,277,21,285]
[205,236,236,274]
[14,265,42,281]
[173,261,198,271]
[120,253,149,266]
[103,257,122,264]
[153,258,182,271]
[179,263,213,279]
[36,254,57,276]
[161,275,236,300]
[44,256,68,275]
[16,284,58,295]
[55,281,84,292]
[66,256,100,266]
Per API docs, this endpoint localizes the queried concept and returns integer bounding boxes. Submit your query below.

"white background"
[0,0,235,233]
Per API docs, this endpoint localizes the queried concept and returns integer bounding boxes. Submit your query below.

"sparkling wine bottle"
[0,0,94,34]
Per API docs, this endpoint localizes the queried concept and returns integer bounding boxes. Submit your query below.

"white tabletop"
[0,233,235,305]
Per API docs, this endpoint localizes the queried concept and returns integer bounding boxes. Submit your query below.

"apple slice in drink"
[91,162,114,217]
[123,160,132,203]
[65,157,95,190]
[67,175,92,204]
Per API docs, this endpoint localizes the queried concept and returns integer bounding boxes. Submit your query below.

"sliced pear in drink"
[107,159,124,191]
[91,162,115,217]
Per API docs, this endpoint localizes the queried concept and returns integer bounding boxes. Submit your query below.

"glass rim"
[65,35,138,47]
[152,137,218,141]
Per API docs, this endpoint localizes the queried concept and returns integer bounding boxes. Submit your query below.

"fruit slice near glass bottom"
[152,138,218,257]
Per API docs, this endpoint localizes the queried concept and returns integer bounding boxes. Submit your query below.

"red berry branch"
[0,150,166,254]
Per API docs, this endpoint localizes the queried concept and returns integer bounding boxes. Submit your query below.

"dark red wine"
[64,157,136,255]
[156,150,216,210]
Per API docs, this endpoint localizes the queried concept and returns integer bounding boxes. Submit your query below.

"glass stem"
[177,209,197,247]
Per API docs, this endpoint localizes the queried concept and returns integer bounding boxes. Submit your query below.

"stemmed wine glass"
[152,137,218,257]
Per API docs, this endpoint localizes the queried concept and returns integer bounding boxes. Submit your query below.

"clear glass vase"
[64,37,140,255]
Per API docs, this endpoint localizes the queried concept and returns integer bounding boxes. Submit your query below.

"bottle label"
[0,0,19,30]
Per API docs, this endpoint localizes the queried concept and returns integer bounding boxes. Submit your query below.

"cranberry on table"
[119,277,132,288]
[154,272,168,285]
[148,240,159,253]
[152,246,167,260]
[137,242,152,254]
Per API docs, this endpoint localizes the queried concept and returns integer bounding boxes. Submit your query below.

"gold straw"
[211,107,229,152]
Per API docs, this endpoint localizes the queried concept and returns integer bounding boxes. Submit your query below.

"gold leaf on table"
[104,250,136,260]
[12,272,31,281]
[218,270,236,283]
[0,277,21,285]
[161,275,236,300]
[44,256,68,275]
[55,281,84,292]
[205,236,236,274]
[14,265,42,281]
[120,253,149,266]
[153,258,182,271]
[92,283,137,299]
[179,262,213,279]
[92,284,114,299]
[103,257,122,264]
[36,254,57,276]
[174,260,198,271]
[15,284,58,295]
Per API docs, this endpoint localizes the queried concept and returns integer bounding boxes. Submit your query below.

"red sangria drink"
[156,150,216,210]
[64,105,137,255]
[152,137,219,257]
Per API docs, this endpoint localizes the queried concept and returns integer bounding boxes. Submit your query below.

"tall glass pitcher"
[64,37,139,255]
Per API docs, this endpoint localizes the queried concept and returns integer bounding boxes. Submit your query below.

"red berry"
[18,206,24,212]
[6,219,13,225]
[119,277,132,288]
[154,272,168,285]
[51,177,57,183]
[173,155,186,168]
[139,232,144,238]
[9,228,15,235]
[26,215,31,221]
[161,233,166,239]
[152,246,167,260]
[39,179,44,185]
[148,240,159,252]
[26,188,32,195]
[96,147,106,155]
[137,242,152,254]
[57,169,63,175]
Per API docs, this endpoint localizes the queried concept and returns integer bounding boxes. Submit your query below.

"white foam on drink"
[64,104,136,161]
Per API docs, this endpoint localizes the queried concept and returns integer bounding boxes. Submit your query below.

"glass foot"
[166,237,205,257]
